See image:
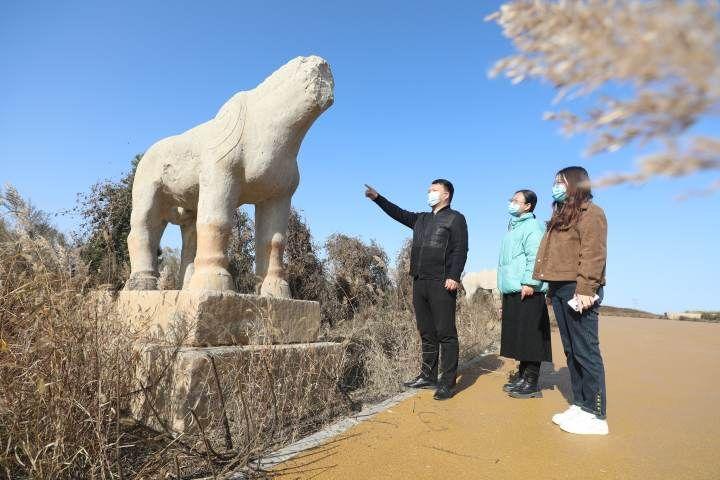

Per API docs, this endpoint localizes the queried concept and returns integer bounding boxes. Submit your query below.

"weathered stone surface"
[97,290,321,346]
[125,56,334,297]
[132,342,347,434]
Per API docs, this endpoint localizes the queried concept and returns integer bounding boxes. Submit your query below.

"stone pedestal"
[97,290,321,346]
[96,290,346,435]
[133,342,346,434]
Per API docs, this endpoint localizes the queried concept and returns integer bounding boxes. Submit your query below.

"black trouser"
[550,281,607,419]
[412,278,459,388]
[518,360,540,380]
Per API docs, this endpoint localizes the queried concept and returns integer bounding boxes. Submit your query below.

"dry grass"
[488,0,720,192]
[0,227,344,478]
[0,194,499,478]
[0,218,141,478]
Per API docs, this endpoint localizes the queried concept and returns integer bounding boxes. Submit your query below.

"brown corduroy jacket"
[533,201,607,296]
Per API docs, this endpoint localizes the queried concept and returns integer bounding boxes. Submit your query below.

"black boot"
[508,369,542,399]
[433,385,454,400]
[403,375,437,389]
[502,371,525,393]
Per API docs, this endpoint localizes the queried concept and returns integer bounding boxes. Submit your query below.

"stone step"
[93,290,321,346]
[131,341,346,435]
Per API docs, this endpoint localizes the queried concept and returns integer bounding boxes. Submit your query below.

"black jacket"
[374,195,468,282]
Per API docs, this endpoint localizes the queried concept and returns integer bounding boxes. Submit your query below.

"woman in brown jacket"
[533,166,609,436]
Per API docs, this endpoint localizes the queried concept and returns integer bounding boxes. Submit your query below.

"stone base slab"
[93,290,321,346]
[132,342,347,435]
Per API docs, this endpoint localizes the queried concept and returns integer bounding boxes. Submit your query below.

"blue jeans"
[549,282,607,419]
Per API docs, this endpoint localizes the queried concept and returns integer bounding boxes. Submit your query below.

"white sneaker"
[552,405,582,425]
[559,410,609,435]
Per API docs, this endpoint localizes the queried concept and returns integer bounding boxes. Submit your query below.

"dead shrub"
[0,184,500,478]
[0,186,142,478]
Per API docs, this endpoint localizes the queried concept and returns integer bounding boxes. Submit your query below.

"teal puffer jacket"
[497,213,548,294]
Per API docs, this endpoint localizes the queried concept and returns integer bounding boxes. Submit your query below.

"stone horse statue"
[126,56,334,298]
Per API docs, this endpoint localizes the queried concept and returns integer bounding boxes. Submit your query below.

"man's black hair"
[432,178,454,203]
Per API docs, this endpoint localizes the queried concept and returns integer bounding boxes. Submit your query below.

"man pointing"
[365,180,468,400]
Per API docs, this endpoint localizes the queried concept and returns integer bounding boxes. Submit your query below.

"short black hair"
[516,189,537,212]
[432,179,454,202]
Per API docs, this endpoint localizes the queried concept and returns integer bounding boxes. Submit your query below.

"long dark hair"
[548,166,593,231]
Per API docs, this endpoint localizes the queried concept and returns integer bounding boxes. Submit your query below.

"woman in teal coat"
[498,189,552,398]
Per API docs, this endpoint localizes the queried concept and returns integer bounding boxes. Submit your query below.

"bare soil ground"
[273,316,720,480]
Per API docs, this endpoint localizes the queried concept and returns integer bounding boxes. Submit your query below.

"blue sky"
[1,0,717,314]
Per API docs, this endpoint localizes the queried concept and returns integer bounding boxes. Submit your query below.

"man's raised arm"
[365,184,419,229]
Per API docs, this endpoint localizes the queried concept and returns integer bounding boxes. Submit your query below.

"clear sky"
[2,0,717,314]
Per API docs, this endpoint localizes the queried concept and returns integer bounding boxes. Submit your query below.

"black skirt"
[500,292,552,362]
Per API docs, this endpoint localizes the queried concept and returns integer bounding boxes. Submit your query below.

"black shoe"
[403,375,437,389]
[502,373,525,393]
[508,377,542,399]
[433,385,454,401]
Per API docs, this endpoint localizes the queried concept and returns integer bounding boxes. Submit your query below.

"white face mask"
[427,191,442,207]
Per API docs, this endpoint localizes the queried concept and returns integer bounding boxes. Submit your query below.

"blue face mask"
[508,202,522,216]
[552,184,568,203]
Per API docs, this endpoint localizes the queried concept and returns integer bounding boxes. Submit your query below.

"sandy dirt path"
[273,316,720,480]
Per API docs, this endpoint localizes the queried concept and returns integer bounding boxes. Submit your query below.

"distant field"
[689,311,720,322]
[684,312,720,323]
[599,306,720,323]
[600,306,663,319]
[549,305,662,330]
